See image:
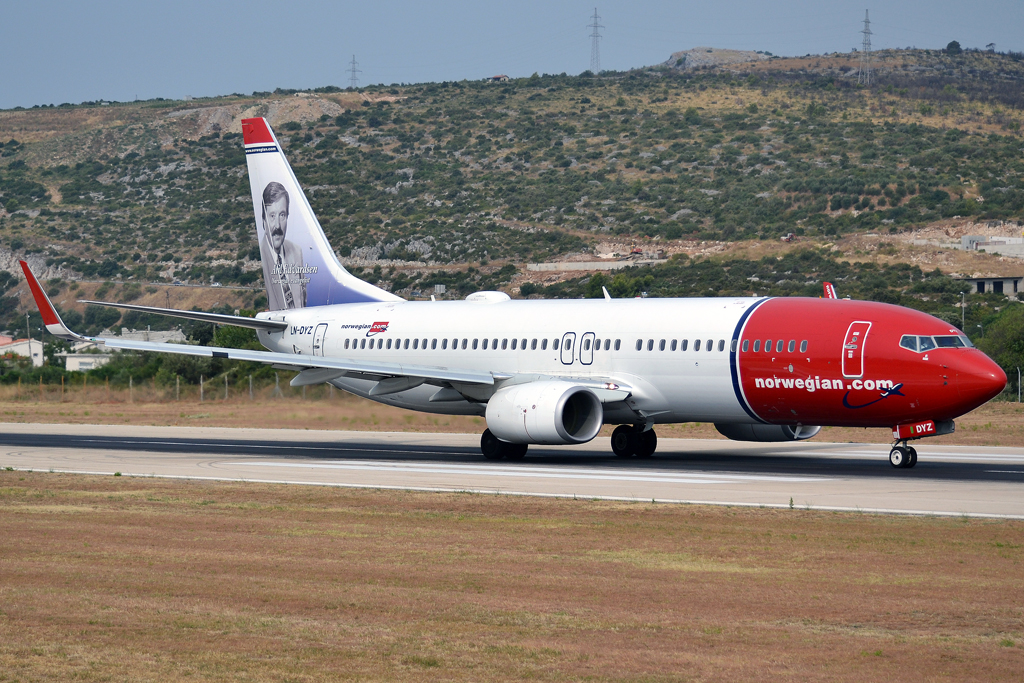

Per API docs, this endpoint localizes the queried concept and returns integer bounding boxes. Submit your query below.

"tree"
[946,41,962,55]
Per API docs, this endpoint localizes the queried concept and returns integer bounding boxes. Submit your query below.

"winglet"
[823,282,837,299]
[19,261,88,342]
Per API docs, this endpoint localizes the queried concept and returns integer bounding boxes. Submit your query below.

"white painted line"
[231,460,827,484]
[8,467,1023,520]
[985,470,1024,474]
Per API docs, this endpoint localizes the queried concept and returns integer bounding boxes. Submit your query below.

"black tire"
[889,447,907,468]
[506,443,528,460]
[611,425,636,457]
[907,447,918,468]
[481,429,506,460]
[635,429,658,458]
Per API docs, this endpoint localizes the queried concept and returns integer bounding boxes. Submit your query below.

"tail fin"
[241,117,400,310]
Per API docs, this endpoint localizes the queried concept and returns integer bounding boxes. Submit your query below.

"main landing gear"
[480,429,528,460]
[611,425,658,458]
[889,443,918,469]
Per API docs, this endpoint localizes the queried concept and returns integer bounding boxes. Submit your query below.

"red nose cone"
[957,351,1007,409]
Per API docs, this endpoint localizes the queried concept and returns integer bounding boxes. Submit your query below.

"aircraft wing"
[20,261,494,388]
[77,300,288,331]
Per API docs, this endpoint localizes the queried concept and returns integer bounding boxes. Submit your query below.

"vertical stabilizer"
[241,117,400,309]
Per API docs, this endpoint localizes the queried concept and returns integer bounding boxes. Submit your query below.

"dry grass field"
[2,383,1024,447]
[0,472,1021,682]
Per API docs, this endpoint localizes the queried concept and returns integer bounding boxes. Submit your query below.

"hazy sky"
[2,0,1021,109]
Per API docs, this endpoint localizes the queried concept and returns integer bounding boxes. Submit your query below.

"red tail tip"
[241,118,274,145]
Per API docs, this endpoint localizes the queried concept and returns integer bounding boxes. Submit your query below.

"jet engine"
[714,423,822,442]
[485,381,604,445]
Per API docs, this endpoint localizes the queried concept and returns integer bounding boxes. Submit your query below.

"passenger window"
[681,339,688,351]
[787,340,795,353]
[492,338,498,349]
[647,339,654,351]
[595,338,601,350]
[659,339,665,351]
[730,339,737,352]
[614,339,620,350]
[511,339,517,350]
[764,339,771,352]
[742,339,749,352]
[753,340,760,352]
[718,340,725,352]
[441,339,448,350]
[636,339,643,351]
[378,339,385,349]
[431,339,437,349]
[584,339,591,351]
[542,339,548,350]
[671,340,677,351]
[422,339,427,349]
[387,339,392,350]
[776,340,784,353]
[799,340,807,353]
[521,338,527,349]
[472,339,478,350]
[695,339,702,351]
[413,339,419,350]
[919,336,936,352]
[531,339,538,350]
[605,339,612,351]
[553,339,559,350]
[707,339,713,352]
[502,339,508,350]
[461,339,467,350]
[345,339,350,349]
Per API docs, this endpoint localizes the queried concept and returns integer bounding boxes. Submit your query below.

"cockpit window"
[902,334,971,353]
[934,335,965,348]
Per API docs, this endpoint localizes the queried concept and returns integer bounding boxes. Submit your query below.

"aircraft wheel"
[906,447,918,468]
[505,443,528,460]
[889,446,908,468]
[481,429,506,460]
[636,429,658,458]
[611,425,636,457]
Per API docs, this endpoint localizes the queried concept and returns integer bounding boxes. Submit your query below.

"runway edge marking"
[10,467,1024,521]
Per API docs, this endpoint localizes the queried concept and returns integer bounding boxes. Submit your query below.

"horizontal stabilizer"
[78,300,288,331]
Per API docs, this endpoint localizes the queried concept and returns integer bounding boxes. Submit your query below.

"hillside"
[0,47,1022,340]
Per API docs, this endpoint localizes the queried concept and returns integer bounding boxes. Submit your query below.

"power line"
[858,10,872,85]
[347,55,361,90]
[588,8,604,73]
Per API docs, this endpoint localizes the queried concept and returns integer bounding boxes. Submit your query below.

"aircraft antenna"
[588,8,604,73]
[858,10,872,85]
[347,55,362,90]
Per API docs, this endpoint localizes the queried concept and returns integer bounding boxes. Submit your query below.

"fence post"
[200,375,204,402]
[39,376,43,402]
[61,375,64,402]
[176,375,180,401]
[249,374,253,401]
[224,374,229,400]
[273,373,281,398]
[129,376,133,403]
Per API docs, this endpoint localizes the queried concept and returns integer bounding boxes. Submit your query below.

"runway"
[2,423,1023,518]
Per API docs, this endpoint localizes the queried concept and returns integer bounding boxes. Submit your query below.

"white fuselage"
[256,296,758,425]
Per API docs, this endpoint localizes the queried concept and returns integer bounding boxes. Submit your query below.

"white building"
[59,353,114,372]
[0,339,44,367]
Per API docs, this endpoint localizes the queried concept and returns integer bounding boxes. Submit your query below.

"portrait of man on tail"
[258,181,307,309]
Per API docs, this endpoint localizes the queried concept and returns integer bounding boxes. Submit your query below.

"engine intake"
[714,423,821,442]
[486,381,604,445]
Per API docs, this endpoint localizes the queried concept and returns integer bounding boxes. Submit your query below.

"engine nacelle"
[486,381,604,445]
[714,423,822,442]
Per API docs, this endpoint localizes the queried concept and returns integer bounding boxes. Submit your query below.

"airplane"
[20,117,1007,469]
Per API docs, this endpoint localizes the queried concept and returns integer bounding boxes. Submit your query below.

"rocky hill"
[0,48,1021,338]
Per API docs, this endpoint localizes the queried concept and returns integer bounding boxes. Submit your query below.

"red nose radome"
[956,351,1007,410]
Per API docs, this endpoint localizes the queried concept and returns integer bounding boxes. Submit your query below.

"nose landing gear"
[888,443,918,469]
